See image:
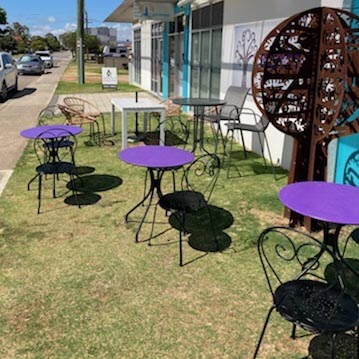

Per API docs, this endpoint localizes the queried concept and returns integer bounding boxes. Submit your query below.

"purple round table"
[20,125,82,139]
[279,181,359,267]
[119,145,195,242]
[279,181,359,226]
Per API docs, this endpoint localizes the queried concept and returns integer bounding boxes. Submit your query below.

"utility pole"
[77,0,85,84]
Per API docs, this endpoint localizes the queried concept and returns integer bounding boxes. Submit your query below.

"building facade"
[106,0,351,169]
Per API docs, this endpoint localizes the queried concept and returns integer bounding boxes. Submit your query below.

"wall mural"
[252,7,359,230]
[232,19,282,89]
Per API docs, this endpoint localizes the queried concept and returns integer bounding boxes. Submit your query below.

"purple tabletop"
[20,125,82,139]
[119,145,194,169]
[279,181,359,225]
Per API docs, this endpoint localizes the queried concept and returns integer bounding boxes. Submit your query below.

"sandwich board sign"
[102,67,118,89]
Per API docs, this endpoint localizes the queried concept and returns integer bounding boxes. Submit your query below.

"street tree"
[60,32,76,57]
[45,33,60,51]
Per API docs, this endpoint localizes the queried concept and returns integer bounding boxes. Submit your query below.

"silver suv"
[0,52,18,102]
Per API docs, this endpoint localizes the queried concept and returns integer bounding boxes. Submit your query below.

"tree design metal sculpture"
[235,28,257,88]
[252,7,359,229]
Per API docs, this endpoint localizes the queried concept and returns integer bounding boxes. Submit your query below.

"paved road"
[0,51,72,195]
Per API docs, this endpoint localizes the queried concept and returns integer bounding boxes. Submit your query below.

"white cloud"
[29,23,77,38]
[48,16,56,23]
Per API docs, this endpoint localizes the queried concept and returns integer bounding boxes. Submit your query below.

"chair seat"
[43,139,74,149]
[274,280,359,333]
[36,161,75,175]
[159,190,207,213]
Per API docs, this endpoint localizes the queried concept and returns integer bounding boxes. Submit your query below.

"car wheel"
[0,81,8,102]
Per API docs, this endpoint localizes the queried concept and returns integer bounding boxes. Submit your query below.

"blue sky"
[1,0,132,40]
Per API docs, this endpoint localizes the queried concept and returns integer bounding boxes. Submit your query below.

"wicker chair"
[58,104,101,145]
[63,96,106,138]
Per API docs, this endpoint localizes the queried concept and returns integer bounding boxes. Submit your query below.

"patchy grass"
[56,61,140,94]
[0,113,357,358]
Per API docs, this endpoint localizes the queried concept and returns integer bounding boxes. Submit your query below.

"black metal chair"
[225,113,276,179]
[151,154,221,266]
[253,226,359,359]
[203,86,249,154]
[33,128,81,214]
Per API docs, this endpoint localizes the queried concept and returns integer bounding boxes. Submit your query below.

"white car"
[0,52,18,102]
[35,51,53,68]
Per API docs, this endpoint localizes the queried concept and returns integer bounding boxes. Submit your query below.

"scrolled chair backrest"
[257,226,347,299]
[181,153,221,202]
[33,127,78,165]
[63,96,86,113]
[37,105,64,125]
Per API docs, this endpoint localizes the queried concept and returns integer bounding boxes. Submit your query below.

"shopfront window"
[134,28,141,84]
[151,23,163,95]
[191,2,223,98]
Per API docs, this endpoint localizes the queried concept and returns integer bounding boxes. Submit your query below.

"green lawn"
[0,114,358,358]
[55,61,141,95]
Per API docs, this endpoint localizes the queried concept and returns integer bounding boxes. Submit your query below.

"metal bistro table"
[111,97,166,149]
[20,124,83,191]
[279,181,359,272]
[119,145,194,242]
[172,98,226,153]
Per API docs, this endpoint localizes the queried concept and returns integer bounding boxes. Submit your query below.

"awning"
[105,0,178,23]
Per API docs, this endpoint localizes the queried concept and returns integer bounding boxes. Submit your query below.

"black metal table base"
[125,168,165,243]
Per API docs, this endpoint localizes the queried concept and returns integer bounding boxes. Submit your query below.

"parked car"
[16,54,45,75]
[0,51,18,102]
[35,51,53,68]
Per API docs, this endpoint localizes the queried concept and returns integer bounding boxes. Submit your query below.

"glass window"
[190,2,223,98]
[133,28,141,84]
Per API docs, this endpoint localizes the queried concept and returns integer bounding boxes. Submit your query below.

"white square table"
[111,97,166,149]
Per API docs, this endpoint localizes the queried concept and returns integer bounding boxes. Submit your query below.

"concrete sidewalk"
[0,52,72,195]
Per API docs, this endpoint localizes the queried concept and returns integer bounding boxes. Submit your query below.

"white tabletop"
[111,97,166,111]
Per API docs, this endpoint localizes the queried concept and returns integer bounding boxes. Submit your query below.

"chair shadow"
[66,174,123,207]
[324,258,359,302]
[10,87,37,99]
[75,166,96,176]
[169,205,234,233]
[65,193,102,206]
[309,332,357,359]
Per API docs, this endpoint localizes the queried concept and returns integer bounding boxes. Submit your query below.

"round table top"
[279,181,359,225]
[119,146,194,169]
[172,97,226,107]
[20,125,83,139]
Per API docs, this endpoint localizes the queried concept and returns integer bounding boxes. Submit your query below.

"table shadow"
[74,166,96,176]
[65,193,102,206]
[67,174,123,193]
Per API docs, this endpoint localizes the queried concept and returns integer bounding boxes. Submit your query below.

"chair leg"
[95,121,101,147]
[37,174,42,214]
[149,200,159,246]
[69,173,81,209]
[257,132,267,168]
[330,333,337,359]
[253,305,275,359]
[239,129,247,159]
[101,113,106,136]
[290,324,297,339]
[226,129,235,179]
[52,173,56,198]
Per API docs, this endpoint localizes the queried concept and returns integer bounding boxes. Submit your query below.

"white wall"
[220,0,322,170]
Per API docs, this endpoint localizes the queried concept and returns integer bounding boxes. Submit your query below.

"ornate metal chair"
[152,154,221,266]
[144,98,190,147]
[63,96,106,137]
[253,226,359,359]
[225,113,276,179]
[33,128,80,214]
[58,104,101,145]
[203,86,249,154]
